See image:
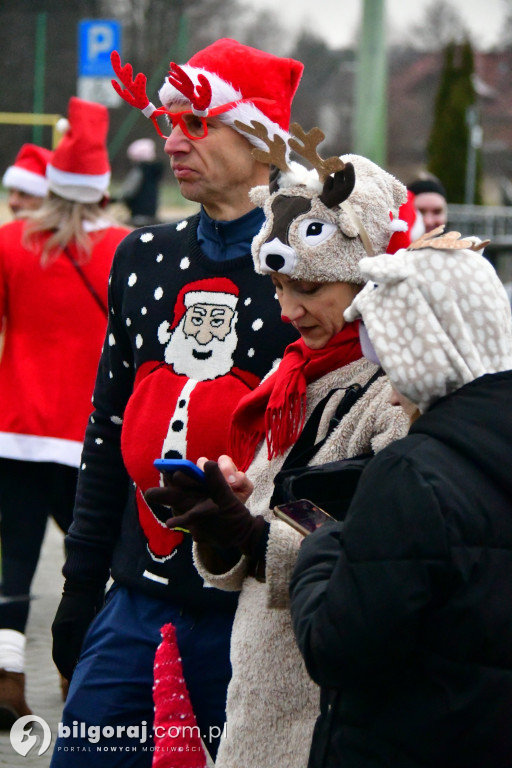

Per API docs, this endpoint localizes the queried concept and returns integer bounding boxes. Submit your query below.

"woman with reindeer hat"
[145,123,411,767]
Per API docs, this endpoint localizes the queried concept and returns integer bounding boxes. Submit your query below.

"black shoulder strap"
[280,368,384,471]
[64,247,108,317]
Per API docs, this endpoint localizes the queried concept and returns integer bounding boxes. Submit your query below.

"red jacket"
[0,218,130,466]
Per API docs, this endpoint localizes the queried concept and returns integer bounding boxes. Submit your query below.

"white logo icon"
[10,715,52,756]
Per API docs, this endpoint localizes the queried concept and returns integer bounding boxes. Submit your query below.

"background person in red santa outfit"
[0,97,131,723]
[1,143,52,220]
[50,38,303,766]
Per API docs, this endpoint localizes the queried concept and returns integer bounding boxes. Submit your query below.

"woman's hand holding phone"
[198,454,254,504]
[160,461,265,553]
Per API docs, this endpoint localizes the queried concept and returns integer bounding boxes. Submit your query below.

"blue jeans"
[50,583,234,767]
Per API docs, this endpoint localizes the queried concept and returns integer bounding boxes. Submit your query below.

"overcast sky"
[240,0,505,50]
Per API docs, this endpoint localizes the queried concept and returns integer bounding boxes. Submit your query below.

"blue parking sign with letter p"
[78,20,121,77]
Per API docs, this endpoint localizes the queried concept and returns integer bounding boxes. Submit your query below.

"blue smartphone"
[153,458,205,482]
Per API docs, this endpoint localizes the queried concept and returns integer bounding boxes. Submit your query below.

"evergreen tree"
[427,39,482,203]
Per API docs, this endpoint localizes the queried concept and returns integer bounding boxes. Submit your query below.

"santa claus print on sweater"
[121,277,259,562]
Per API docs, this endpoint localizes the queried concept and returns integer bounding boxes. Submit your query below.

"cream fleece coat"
[193,357,409,768]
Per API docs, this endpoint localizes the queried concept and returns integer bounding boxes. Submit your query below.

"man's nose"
[423,213,436,232]
[164,125,191,156]
[8,191,21,211]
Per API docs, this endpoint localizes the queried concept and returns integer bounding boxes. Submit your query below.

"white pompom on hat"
[46,97,111,204]
[2,143,52,197]
[158,38,304,150]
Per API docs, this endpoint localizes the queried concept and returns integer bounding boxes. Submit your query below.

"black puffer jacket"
[290,371,512,768]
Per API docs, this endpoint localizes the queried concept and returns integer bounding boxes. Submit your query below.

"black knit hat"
[407,177,447,199]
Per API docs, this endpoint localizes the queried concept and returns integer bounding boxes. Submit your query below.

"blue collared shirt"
[197,206,265,261]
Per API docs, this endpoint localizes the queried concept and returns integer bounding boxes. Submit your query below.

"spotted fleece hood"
[345,230,512,413]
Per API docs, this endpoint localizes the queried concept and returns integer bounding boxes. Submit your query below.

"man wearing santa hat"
[0,97,130,723]
[2,143,52,218]
[51,38,303,766]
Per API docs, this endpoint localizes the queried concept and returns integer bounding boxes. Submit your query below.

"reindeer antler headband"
[111,51,276,141]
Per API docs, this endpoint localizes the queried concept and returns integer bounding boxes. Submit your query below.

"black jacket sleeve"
[63,247,135,587]
[290,447,450,690]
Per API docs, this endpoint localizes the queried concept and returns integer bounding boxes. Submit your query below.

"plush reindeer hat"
[241,122,407,285]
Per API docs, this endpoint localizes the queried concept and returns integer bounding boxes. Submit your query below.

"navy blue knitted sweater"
[64,211,297,609]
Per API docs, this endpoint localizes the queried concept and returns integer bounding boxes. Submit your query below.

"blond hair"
[23,193,116,266]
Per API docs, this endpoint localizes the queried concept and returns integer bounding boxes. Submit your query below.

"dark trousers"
[0,458,77,632]
[50,583,234,767]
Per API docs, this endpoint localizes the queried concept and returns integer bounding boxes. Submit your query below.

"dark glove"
[144,469,210,518]
[159,461,267,559]
[51,579,105,681]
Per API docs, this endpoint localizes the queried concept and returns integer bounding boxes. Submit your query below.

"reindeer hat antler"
[235,119,355,202]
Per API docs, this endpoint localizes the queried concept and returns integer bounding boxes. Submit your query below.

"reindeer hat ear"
[158,38,304,148]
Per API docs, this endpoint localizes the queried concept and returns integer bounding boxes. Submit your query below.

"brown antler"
[167,63,212,114]
[110,51,154,114]
[234,120,290,172]
[288,123,345,182]
[409,227,491,252]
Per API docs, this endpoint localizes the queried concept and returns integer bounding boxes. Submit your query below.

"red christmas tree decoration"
[152,623,207,768]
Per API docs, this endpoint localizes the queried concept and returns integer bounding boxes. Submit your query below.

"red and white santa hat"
[171,277,240,329]
[158,38,304,149]
[386,190,425,254]
[46,97,111,204]
[2,143,52,198]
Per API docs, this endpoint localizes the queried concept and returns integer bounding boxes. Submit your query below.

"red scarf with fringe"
[228,323,362,472]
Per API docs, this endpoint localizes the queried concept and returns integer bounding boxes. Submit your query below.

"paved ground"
[0,519,66,765]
